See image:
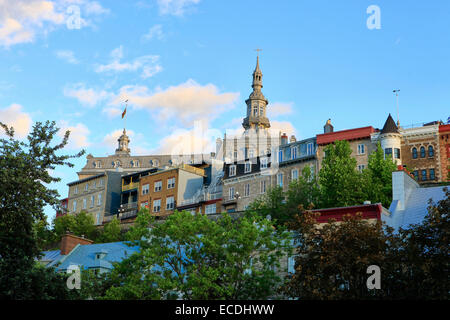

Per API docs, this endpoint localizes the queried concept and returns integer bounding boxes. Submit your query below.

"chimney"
[290,135,296,143]
[324,119,334,133]
[60,232,93,255]
[391,170,419,211]
[281,133,288,145]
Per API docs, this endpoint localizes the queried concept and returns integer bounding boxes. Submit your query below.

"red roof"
[316,126,376,145]
[311,203,383,223]
[439,124,450,133]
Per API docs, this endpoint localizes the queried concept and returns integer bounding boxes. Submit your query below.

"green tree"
[0,121,83,299]
[99,217,122,243]
[125,207,155,242]
[249,166,320,228]
[284,211,401,299]
[319,140,367,208]
[395,187,450,299]
[53,213,76,241]
[364,142,397,207]
[104,210,293,300]
[34,217,58,251]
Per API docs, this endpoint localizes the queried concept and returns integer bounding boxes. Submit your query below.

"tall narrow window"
[291,147,297,159]
[90,196,94,208]
[260,157,268,169]
[167,178,176,189]
[412,147,418,159]
[307,143,314,155]
[413,171,419,180]
[97,194,102,206]
[357,144,365,155]
[244,161,251,173]
[166,196,175,210]
[229,165,236,177]
[154,181,162,192]
[420,146,426,158]
[292,169,298,180]
[73,200,77,212]
[153,199,161,212]
[260,180,266,194]
[428,146,434,157]
[429,169,435,180]
[278,149,283,162]
[277,173,283,187]
[394,148,400,159]
[142,184,150,195]
[244,184,250,197]
[229,187,235,200]
[83,198,87,209]
[421,169,427,181]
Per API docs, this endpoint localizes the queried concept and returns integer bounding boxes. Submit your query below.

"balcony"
[122,182,139,192]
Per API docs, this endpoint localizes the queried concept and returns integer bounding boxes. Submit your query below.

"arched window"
[253,106,258,116]
[420,146,426,158]
[428,145,434,157]
[412,147,418,159]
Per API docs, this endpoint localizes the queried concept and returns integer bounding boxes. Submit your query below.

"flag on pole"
[122,99,128,119]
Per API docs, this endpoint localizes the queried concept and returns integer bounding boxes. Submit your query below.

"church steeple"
[115,128,130,155]
[242,55,270,130]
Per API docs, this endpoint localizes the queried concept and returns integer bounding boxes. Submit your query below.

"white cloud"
[111,79,239,125]
[142,24,164,41]
[64,83,110,107]
[57,120,90,149]
[95,45,162,79]
[270,120,297,137]
[55,49,78,64]
[0,103,32,138]
[102,107,122,119]
[268,102,293,118]
[157,0,201,16]
[0,0,108,47]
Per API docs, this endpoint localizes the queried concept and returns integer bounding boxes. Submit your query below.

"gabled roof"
[384,186,446,231]
[381,114,399,134]
[55,241,139,272]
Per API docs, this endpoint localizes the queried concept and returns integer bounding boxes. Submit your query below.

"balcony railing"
[120,202,138,210]
[122,182,139,192]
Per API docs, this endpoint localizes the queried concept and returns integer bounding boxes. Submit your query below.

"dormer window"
[229,165,236,177]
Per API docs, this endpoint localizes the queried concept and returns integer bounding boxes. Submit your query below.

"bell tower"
[242,55,270,131]
[115,129,130,155]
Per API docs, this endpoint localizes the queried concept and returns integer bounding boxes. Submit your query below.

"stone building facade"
[67,171,124,225]
[439,124,450,181]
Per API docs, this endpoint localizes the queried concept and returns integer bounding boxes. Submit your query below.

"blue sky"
[1,0,449,222]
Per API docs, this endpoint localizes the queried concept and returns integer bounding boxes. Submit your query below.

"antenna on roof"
[393,89,400,127]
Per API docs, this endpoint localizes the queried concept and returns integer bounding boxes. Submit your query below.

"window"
[90,195,94,208]
[74,186,78,195]
[233,151,238,159]
[291,146,297,159]
[229,165,236,177]
[384,148,393,159]
[84,183,89,191]
[260,106,264,117]
[96,161,102,168]
[73,200,77,212]
[260,157,268,169]
[132,160,140,167]
[249,149,254,158]
[154,181,162,192]
[278,149,283,162]
[412,147,418,159]
[428,146,434,157]
[153,199,161,212]
[244,184,250,197]
[152,159,159,167]
[307,143,314,155]
[166,196,175,210]
[99,179,104,187]
[244,161,251,173]
[229,187,235,200]
[97,194,102,206]
[421,169,427,181]
[420,146,426,158]
[358,164,365,172]
[253,106,258,116]
[205,204,216,215]
[394,148,400,159]
[142,184,150,195]
[167,177,175,189]
[140,201,148,209]
[83,198,87,209]
[291,169,298,180]
[357,144,365,155]
[277,173,283,187]
[96,213,101,226]
[288,256,296,274]
[429,169,435,180]
[92,181,96,188]
[413,171,419,180]
[260,180,266,194]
